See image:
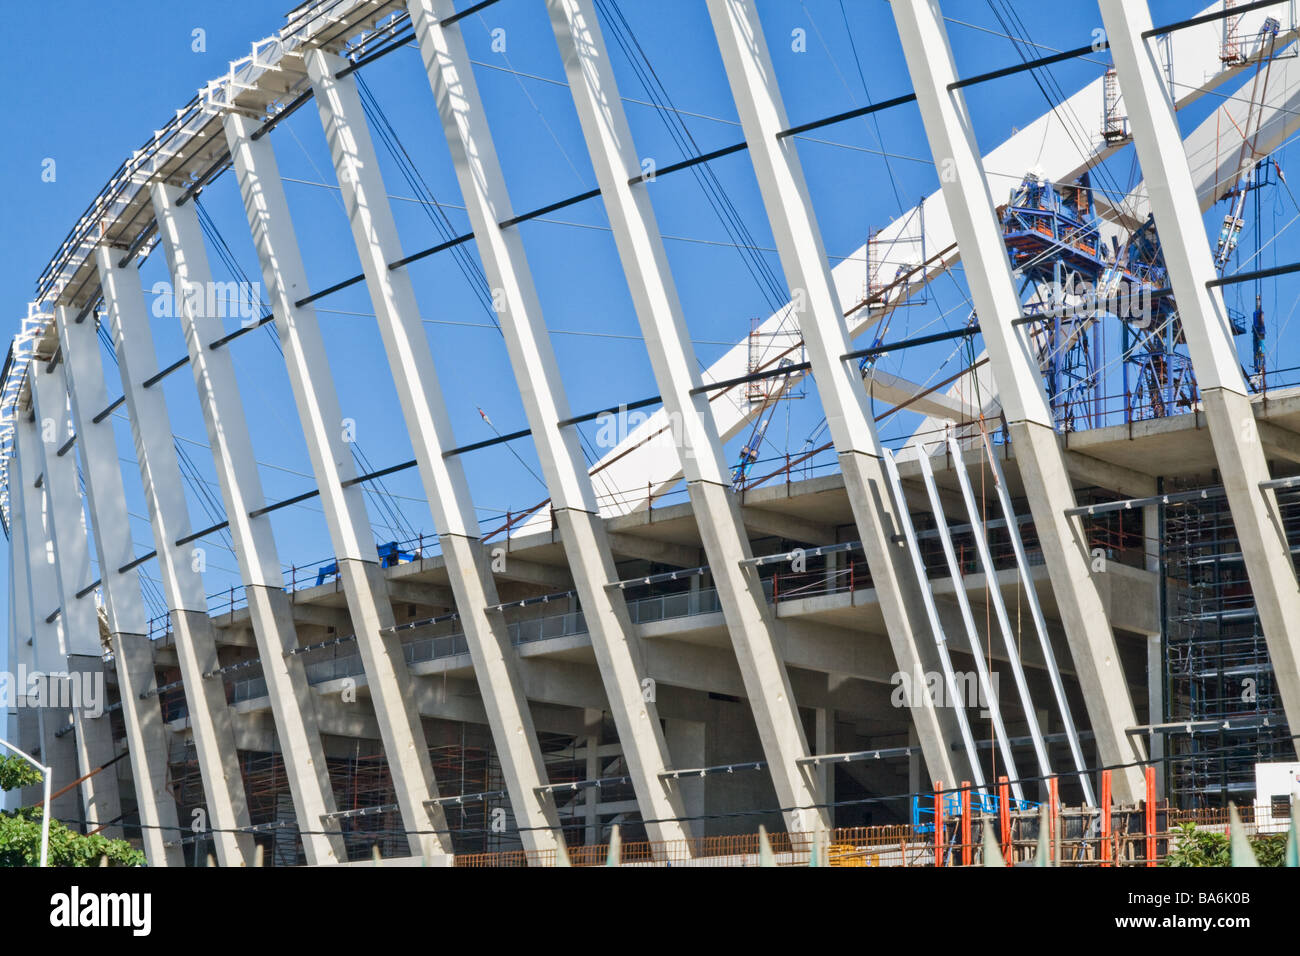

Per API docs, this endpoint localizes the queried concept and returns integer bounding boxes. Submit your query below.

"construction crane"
[731,357,797,489]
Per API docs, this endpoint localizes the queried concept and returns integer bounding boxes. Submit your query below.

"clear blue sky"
[2,1,1293,682]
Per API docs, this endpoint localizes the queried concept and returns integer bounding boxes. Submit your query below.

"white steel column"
[704,0,965,788]
[914,450,1022,800]
[14,412,82,821]
[944,432,1056,790]
[150,182,347,865]
[29,357,123,835]
[53,303,183,866]
[1101,0,1300,745]
[293,66,566,854]
[223,115,452,861]
[406,0,694,846]
[95,245,254,866]
[891,0,1145,801]
[547,0,832,830]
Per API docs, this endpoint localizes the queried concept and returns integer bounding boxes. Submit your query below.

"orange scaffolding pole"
[998,776,1012,865]
[934,780,944,867]
[960,781,972,866]
[1145,766,1157,867]
[1048,776,1060,864]
[1100,769,1112,867]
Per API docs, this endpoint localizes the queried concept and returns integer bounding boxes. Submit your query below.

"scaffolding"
[1161,488,1297,808]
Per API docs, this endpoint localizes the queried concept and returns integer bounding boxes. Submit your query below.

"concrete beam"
[409,0,694,847]
[53,303,183,866]
[95,245,255,864]
[225,114,448,861]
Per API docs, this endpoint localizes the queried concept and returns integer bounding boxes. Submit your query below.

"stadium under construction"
[4,0,1300,866]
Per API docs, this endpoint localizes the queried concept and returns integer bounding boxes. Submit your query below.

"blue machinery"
[910,789,1039,835]
[315,541,416,587]
[1000,163,1268,431]
[728,27,1287,479]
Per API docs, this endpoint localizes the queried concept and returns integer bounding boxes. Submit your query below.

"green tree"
[0,754,145,867]
[1162,821,1287,867]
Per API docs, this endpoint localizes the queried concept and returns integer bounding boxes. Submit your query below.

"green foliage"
[0,755,43,793]
[1251,834,1288,867]
[0,808,146,867]
[1162,822,1287,867]
[1,754,144,867]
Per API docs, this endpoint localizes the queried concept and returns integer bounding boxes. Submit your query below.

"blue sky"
[3,0,1294,679]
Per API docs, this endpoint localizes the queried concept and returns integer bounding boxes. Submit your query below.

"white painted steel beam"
[546,0,827,832]
[1101,0,1300,740]
[891,0,1145,802]
[95,244,255,866]
[981,436,1092,801]
[53,303,184,866]
[704,0,966,789]
[913,449,1022,801]
[880,450,984,789]
[297,61,566,855]
[223,112,453,862]
[942,433,1055,791]
[150,182,347,865]
[29,357,123,835]
[406,0,695,846]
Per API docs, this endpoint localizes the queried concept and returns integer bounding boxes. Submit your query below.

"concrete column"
[293,62,566,855]
[547,0,827,833]
[907,727,921,800]
[1102,0,1300,745]
[814,707,834,826]
[7,431,54,811]
[29,358,123,835]
[7,563,45,812]
[583,708,601,846]
[53,303,183,865]
[94,245,254,866]
[704,0,965,790]
[149,182,347,865]
[891,0,1145,801]
[14,412,82,823]
[222,117,451,862]
[406,0,693,846]
[664,718,706,828]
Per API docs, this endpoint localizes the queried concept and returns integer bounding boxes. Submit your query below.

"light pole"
[1,737,52,866]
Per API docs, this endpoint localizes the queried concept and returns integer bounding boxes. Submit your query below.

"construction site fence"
[451,807,1283,868]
